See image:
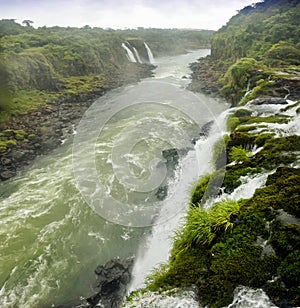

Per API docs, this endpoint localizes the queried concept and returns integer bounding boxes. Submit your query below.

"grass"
[175,199,242,251]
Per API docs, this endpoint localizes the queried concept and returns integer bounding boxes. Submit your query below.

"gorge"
[0,0,300,307]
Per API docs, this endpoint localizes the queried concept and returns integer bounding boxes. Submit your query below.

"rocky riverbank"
[187,56,228,96]
[0,64,154,182]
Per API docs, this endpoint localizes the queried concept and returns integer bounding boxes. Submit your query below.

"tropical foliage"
[0,20,213,121]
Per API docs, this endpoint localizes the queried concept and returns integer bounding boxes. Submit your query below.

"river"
[0,49,227,307]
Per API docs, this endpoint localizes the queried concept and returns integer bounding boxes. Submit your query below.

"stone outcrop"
[85,257,134,308]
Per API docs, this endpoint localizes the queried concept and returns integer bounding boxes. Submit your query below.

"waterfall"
[129,110,229,292]
[144,42,155,64]
[122,42,137,63]
[132,46,142,63]
[122,41,155,64]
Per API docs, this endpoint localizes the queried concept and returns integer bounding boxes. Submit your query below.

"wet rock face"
[248,97,288,105]
[86,257,134,308]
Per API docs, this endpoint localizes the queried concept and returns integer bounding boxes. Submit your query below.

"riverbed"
[0,49,227,307]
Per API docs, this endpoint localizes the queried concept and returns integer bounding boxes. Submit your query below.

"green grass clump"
[176,199,242,251]
[229,146,250,163]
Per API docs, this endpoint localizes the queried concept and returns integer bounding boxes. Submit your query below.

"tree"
[22,20,34,27]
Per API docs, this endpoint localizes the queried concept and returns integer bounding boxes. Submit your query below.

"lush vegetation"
[124,1,300,307]
[116,28,213,56]
[0,20,213,122]
[143,106,300,307]
[190,0,300,106]
[211,0,300,61]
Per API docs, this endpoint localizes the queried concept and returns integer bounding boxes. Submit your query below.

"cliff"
[0,23,213,181]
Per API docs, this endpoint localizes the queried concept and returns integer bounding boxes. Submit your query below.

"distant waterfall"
[132,47,142,63]
[122,41,155,64]
[144,42,155,64]
[122,42,137,63]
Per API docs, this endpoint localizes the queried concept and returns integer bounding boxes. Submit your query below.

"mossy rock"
[150,167,300,307]
[254,133,274,147]
[190,174,210,206]
[228,131,256,149]
[253,135,300,169]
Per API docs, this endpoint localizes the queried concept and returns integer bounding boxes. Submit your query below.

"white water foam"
[123,289,199,308]
[227,286,277,308]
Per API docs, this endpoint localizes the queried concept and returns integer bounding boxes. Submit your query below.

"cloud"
[0,0,255,30]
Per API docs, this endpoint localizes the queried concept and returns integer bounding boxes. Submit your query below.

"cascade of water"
[144,42,155,64]
[129,110,229,292]
[228,286,277,308]
[132,46,142,63]
[122,43,137,63]
[129,151,199,291]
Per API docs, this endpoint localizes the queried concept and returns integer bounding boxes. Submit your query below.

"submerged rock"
[155,185,168,201]
[155,147,192,201]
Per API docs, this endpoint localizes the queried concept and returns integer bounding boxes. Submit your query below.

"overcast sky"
[1,0,258,30]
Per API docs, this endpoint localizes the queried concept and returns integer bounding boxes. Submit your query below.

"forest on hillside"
[0,20,213,122]
[189,0,300,106]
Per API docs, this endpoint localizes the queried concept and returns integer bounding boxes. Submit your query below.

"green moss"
[275,250,300,305]
[230,108,252,118]
[253,135,300,169]
[243,115,290,125]
[254,133,274,147]
[146,166,300,307]
[190,174,210,206]
[280,100,300,113]
[226,116,240,131]
[146,247,209,292]
[229,146,250,163]
[228,131,256,148]
[268,224,300,259]
[222,166,260,193]
[0,139,17,151]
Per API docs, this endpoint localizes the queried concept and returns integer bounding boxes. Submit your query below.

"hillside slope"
[189,0,300,106]
[130,1,300,307]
